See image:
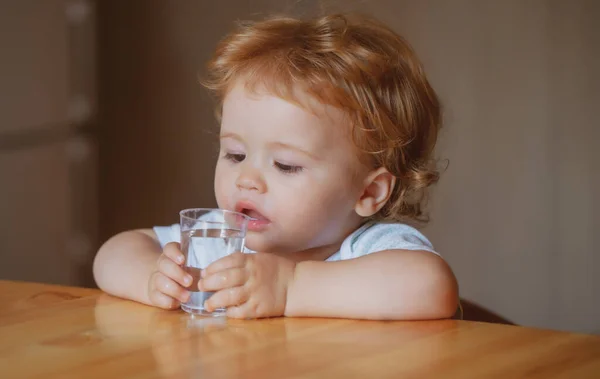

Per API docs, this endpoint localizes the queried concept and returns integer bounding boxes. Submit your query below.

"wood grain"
[1,280,599,379]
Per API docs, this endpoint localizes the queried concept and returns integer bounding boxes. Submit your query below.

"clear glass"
[179,208,251,316]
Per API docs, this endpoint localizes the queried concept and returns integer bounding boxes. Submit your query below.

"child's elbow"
[92,238,112,291]
[427,256,459,319]
[92,231,129,291]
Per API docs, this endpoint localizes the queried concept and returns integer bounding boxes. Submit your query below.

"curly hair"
[202,13,442,223]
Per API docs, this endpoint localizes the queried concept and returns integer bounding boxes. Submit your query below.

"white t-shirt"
[153,221,439,261]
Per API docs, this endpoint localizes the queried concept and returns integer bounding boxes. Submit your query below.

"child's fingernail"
[177,255,185,264]
[184,275,192,286]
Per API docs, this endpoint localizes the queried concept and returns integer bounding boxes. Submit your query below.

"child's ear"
[355,167,396,217]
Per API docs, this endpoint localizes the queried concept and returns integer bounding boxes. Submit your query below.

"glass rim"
[179,208,253,222]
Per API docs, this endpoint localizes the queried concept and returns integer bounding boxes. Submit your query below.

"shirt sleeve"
[153,224,181,247]
[345,222,439,260]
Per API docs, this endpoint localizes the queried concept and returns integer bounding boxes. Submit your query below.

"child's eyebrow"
[219,132,243,142]
[220,133,320,160]
[269,141,320,161]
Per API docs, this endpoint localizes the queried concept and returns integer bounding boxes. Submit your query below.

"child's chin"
[244,235,273,253]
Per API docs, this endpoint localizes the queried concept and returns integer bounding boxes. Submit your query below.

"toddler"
[93,13,458,320]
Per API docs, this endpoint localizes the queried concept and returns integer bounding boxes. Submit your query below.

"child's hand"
[147,242,192,309]
[199,252,296,319]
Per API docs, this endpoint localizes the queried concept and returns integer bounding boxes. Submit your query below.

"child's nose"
[235,167,266,193]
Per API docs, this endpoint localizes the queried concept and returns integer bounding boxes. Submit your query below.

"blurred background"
[0,0,598,334]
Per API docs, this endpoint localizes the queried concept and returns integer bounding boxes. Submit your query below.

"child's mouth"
[242,208,268,221]
[235,202,271,232]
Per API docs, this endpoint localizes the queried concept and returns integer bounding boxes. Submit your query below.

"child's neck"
[274,220,367,262]
[276,243,339,262]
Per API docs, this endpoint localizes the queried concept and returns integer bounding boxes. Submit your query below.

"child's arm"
[285,250,458,320]
[93,230,191,308]
[200,249,457,320]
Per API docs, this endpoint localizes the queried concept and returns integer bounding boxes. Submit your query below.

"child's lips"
[243,209,270,231]
[244,209,269,221]
[247,218,270,232]
[234,202,271,231]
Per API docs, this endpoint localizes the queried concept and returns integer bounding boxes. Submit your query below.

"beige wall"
[366,0,599,333]
[0,0,97,287]
[98,0,599,333]
[97,0,318,240]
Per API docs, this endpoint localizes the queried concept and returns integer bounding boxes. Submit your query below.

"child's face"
[214,81,368,253]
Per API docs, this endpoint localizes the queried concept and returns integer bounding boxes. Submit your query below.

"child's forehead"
[222,80,350,135]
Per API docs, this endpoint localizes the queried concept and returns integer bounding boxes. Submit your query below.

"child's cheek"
[213,170,229,208]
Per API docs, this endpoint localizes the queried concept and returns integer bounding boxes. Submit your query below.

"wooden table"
[1,280,599,378]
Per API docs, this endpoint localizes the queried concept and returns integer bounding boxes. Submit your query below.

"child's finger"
[154,273,190,303]
[203,251,246,277]
[199,267,248,292]
[163,242,185,265]
[226,300,259,319]
[204,286,248,312]
[148,287,180,309]
[158,254,193,288]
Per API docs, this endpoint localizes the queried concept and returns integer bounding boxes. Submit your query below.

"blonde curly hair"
[202,13,442,223]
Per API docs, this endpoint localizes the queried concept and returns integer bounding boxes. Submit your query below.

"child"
[93,13,458,320]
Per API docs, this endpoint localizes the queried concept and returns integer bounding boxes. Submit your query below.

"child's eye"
[224,153,246,163]
[274,161,303,174]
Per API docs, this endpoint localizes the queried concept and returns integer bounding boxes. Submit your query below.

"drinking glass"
[179,208,251,316]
